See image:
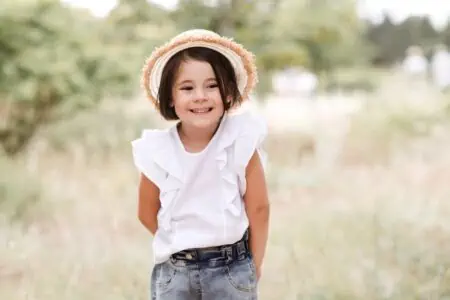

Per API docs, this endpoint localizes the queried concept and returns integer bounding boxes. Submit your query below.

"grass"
[2,73,450,299]
[263,148,450,299]
[0,156,44,225]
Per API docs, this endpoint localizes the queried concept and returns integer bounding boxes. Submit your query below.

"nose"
[193,88,207,102]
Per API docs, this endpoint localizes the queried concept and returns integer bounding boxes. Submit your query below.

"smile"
[190,108,213,114]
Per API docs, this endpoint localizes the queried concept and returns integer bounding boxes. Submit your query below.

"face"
[171,59,225,130]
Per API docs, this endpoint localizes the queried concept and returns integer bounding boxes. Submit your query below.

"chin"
[190,118,221,129]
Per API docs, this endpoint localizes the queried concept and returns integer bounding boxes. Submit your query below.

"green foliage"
[366,14,450,65]
[268,0,368,73]
[0,1,133,156]
[169,0,367,98]
[106,0,175,44]
[0,0,369,157]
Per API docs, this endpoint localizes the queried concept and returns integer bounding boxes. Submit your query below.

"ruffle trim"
[216,111,268,216]
[131,111,267,230]
[131,129,182,232]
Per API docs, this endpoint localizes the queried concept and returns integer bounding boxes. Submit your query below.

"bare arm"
[138,173,161,235]
[243,151,270,280]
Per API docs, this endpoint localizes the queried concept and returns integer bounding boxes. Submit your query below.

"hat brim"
[141,32,258,109]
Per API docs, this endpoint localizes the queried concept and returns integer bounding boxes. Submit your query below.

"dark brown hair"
[157,47,241,120]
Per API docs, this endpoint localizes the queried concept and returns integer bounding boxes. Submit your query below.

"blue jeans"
[150,231,258,299]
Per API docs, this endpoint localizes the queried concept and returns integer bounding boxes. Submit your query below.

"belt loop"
[236,239,245,256]
[225,246,233,262]
[244,229,250,252]
[244,229,249,241]
[194,249,199,260]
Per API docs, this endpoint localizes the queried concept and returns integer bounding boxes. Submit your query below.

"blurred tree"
[440,19,450,48]
[366,15,441,65]
[106,0,174,43]
[398,16,440,58]
[173,0,218,32]
[366,14,398,65]
[172,0,280,37]
[269,0,368,74]
[170,0,366,93]
[418,17,440,47]
[171,0,283,96]
[0,0,132,155]
[104,0,177,96]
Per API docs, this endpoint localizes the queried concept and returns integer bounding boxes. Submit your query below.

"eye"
[208,83,218,89]
[180,86,193,91]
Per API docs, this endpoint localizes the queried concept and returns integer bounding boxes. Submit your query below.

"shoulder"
[219,110,268,170]
[131,125,180,186]
[131,127,173,149]
[223,110,268,141]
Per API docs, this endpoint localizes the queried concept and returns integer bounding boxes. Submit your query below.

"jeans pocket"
[226,257,257,293]
[154,261,177,291]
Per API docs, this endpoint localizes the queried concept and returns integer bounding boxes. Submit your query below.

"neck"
[178,121,221,152]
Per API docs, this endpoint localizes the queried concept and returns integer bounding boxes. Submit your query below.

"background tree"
[365,14,444,66]
[267,0,368,74]
[0,0,132,155]
[4,0,449,156]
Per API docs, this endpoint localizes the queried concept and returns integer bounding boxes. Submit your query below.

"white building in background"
[431,45,450,91]
[402,46,428,79]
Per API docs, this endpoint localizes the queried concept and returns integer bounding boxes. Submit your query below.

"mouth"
[190,108,213,114]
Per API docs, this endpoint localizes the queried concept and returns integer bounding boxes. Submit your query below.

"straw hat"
[141,29,258,109]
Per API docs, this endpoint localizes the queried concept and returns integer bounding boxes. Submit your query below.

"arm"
[243,151,270,280]
[138,173,161,235]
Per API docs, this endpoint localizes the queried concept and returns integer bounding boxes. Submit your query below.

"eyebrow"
[176,77,217,86]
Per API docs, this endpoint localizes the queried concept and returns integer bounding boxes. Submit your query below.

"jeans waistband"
[170,230,250,266]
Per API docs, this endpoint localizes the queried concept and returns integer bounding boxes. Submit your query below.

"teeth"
[192,108,210,113]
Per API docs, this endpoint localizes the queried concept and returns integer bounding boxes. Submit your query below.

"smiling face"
[157,47,242,123]
[171,59,225,130]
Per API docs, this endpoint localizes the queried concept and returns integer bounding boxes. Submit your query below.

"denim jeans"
[150,231,258,299]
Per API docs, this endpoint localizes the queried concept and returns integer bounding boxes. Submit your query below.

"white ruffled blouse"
[131,110,267,264]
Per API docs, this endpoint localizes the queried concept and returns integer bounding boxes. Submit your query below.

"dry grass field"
[2,72,450,299]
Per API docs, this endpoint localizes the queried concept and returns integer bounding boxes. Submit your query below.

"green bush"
[0,1,134,156]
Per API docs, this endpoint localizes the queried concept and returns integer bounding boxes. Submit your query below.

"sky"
[62,0,450,29]
[358,0,450,28]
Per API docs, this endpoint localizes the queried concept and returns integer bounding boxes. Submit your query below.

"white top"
[131,110,267,263]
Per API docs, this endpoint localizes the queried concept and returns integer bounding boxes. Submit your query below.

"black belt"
[170,230,250,264]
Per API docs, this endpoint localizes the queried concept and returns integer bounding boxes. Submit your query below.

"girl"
[131,29,270,300]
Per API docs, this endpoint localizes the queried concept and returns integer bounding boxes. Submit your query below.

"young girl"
[131,29,270,300]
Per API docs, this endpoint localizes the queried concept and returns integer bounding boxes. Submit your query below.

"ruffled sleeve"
[216,111,268,216]
[232,112,268,173]
[231,112,268,196]
[131,129,184,232]
[131,130,167,187]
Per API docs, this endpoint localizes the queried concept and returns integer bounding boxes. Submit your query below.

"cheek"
[171,92,187,108]
[173,102,187,116]
[211,90,224,104]
[215,94,225,110]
